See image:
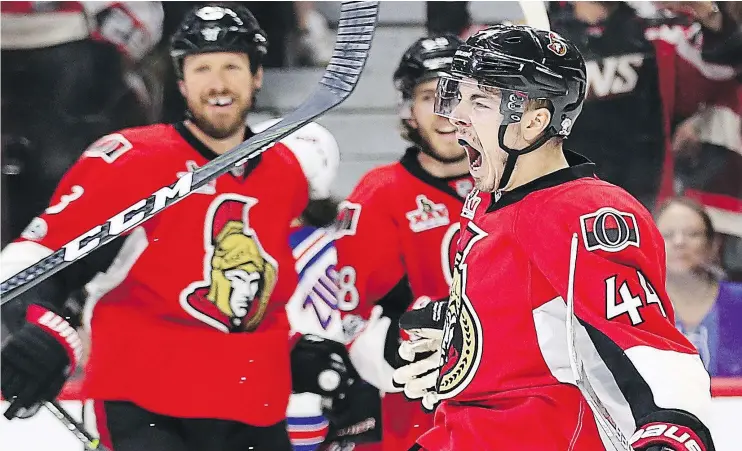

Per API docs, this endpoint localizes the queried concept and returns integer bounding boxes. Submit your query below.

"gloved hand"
[291,334,358,398]
[392,297,447,412]
[1,304,82,419]
[323,379,382,445]
[631,421,709,451]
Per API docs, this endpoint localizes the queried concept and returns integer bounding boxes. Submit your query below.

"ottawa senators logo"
[180,195,278,333]
[436,222,487,400]
[580,207,640,253]
[546,31,568,57]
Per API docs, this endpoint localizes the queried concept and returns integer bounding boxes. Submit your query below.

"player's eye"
[419,93,434,102]
[474,100,491,110]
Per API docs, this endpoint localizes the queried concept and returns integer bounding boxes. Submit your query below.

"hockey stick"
[566,233,633,451]
[0,1,379,305]
[44,401,110,451]
[518,0,551,31]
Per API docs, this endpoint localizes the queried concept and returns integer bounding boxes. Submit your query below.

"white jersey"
[286,225,341,451]
[286,225,344,340]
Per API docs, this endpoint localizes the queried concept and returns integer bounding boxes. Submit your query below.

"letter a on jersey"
[180,195,278,333]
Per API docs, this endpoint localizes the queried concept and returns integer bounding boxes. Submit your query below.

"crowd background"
[0,0,740,402]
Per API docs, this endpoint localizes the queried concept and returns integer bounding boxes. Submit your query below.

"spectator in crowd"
[655,1,742,75]
[672,107,742,280]
[0,1,164,246]
[656,197,742,377]
[549,1,740,210]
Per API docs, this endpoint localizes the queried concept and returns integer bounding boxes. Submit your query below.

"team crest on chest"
[406,195,450,232]
[437,222,487,400]
[180,194,278,333]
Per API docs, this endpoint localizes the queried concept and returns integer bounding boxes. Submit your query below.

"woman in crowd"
[656,197,742,376]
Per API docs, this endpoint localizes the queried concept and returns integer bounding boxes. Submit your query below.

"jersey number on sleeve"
[336,265,359,312]
[605,270,667,325]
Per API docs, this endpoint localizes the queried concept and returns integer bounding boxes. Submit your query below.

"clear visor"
[434,75,530,126]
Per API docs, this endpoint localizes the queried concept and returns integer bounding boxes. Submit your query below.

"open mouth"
[459,139,482,169]
[207,96,235,107]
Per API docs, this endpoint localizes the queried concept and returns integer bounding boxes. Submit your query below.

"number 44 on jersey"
[605,270,667,326]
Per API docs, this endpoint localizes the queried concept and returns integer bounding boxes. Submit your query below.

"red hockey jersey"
[335,148,473,317]
[8,122,308,426]
[418,152,712,451]
[334,148,473,451]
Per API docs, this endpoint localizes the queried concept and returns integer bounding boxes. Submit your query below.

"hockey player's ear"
[252,66,264,91]
[178,79,187,99]
[520,106,551,143]
[405,117,419,130]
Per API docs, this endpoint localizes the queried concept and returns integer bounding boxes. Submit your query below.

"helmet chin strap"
[496,124,553,191]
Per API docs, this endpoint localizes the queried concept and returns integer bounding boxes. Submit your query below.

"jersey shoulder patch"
[580,206,640,253]
[83,133,134,163]
[82,124,178,164]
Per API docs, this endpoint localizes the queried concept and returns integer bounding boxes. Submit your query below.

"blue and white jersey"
[286,225,344,340]
[286,225,342,451]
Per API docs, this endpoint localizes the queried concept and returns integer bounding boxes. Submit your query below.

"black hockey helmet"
[394,34,467,164]
[393,34,464,101]
[170,4,268,78]
[435,25,587,189]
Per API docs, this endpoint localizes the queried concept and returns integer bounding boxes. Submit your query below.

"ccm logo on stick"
[63,172,194,261]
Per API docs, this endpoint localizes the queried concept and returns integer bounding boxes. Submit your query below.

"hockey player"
[1,5,357,451]
[254,118,382,451]
[393,25,715,451]
[333,35,473,451]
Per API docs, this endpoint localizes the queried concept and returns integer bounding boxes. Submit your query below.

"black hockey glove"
[392,297,447,412]
[290,334,358,398]
[1,304,83,419]
[323,379,382,446]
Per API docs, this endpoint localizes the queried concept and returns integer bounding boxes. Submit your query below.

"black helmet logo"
[547,32,567,57]
[201,27,220,42]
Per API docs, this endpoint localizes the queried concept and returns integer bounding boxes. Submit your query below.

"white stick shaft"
[566,233,633,451]
[519,1,551,30]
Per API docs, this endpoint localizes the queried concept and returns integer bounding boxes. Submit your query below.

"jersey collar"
[400,147,471,201]
[174,121,262,180]
[486,150,597,213]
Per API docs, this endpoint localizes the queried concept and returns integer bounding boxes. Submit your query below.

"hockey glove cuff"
[1,305,82,419]
[631,422,708,451]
